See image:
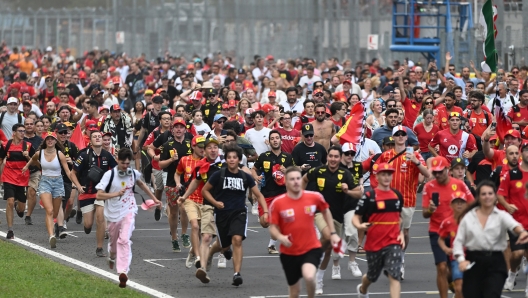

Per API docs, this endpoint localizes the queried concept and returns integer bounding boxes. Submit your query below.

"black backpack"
[362,187,403,222]
[3,139,30,154]
[489,165,504,188]
[105,167,137,193]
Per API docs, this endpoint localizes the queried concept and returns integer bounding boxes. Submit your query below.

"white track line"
[0,231,175,298]
[249,291,522,297]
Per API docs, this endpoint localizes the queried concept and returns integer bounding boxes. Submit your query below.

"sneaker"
[108,257,115,270]
[6,230,14,239]
[223,249,233,260]
[332,265,341,280]
[218,254,227,268]
[59,227,68,239]
[172,240,181,252]
[154,208,161,221]
[75,211,82,224]
[63,221,67,230]
[186,249,196,268]
[206,253,213,272]
[400,263,405,281]
[69,209,77,220]
[268,245,279,254]
[251,202,258,215]
[349,261,363,277]
[96,248,106,257]
[54,223,59,238]
[196,268,210,283]
[49,236,57,248]
[522,257,528,273]
[25,216,33,225]
[119,273,128,288]
[84,226,92,234]
[504,270,517,290]
[357,283,369,298]
[182,234,191,248]
[232,273,243,286]
[315,279,323,295]
[105,230,109,239]
[194,256,201,269]
[14,202,24,218]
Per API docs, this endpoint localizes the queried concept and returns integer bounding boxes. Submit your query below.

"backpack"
[3,139,30,154]
[489,165,504,188]
[0,111,23,128]
[104,167,137,193]
[362,188,403,222]
[491,96,516,112]
[466,109,491,127]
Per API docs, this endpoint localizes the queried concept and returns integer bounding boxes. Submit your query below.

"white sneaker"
[63,220,67,230]
[332,265,341,280]
[522,256,528,273]
[217,254,227,268]
[400,263,405,280]
[251,202,258,215]
[349,261,362,277]
[315,279,323,295]
[185,249,196,268]
[357,283,369,297]
[504,270,517,290]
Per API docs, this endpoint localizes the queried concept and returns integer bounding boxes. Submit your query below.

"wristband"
[330,232,337,235]
[457,255,465,263]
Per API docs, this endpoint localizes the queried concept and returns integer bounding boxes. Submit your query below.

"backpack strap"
[510,96,516,107]
[3,139,12,153]
[0,111,5,128]
[17,113,22,124]
[105,168,115,193]
[490,165,503,187]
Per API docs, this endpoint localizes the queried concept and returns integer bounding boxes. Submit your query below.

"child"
[438,191,468,298]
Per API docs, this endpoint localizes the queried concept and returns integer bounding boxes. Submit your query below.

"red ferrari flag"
[70,123,86,150]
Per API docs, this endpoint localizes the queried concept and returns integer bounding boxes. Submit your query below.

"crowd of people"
[3,43,528,297]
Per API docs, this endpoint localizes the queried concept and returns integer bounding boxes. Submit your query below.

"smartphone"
[432,193,439,206]
[491,122,497,130]
[279,106,285,113]
[406,147,414,154]
[302,164,311,169]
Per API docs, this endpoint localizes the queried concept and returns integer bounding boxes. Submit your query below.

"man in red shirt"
[498,143,528,291]
[512,90,528,133]
[333,80,353,102]
[482,126,522,169]
[269,166,340,298]
[293,99,316,131]
[353,163,405,298]
[465,91,491,136]
[428,111,477,163]
[400,86,424,128]
[422,156,474,298]
[434,93,464,130]
[275,111,300,154]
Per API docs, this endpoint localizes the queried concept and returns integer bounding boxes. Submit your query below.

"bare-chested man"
[312,103,335,150]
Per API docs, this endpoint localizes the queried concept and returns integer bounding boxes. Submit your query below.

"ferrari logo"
[452,184,457,191]
[516,181,523,188]
[263,161,270,170]
[317,178,325,187]
[337,174,343,180]
[281,158,285,163]
[201,173,207,180]
[205,110,209,116]
[305,125,310,130]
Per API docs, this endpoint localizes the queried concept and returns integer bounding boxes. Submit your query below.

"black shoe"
[54,223,59,238]
[96,248,106,257]
[75,211,82,224]
[119,273,128,288]
[69,209,77,219]
[25,216,33,225]
[6,230,14,239]
[154,208,161,221]
[224,249,233,260]
[14,202,24,218]
[84,226,92,234]
[59,227,68,239]
[232,273,243,286]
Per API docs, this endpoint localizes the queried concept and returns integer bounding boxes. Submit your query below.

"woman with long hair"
[361,78,377,107]
[259,77,271,102]
[117,87,133,114]
[191,109,211,135]
[131,101,145,170]
[347,93,361,112]
[366,99,385,131]
[219,87,230,102]
[22,132,80,248]
[413,109,439,161]
[226,90,240,102]
[454,181,528,298]
[412,96,435,127]
[237,98,251,118]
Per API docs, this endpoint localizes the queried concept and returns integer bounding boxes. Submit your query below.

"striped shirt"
[371,149,425,207]
[176,155,203,204]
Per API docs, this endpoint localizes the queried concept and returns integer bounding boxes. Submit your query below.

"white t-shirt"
[298,75,322,93]
[18,103,43,117]
[280,100,305,114]
[261,89,287,104]
[353,138,381,187]
[193,122,211,135]
[2,112,25,139]
[96,168,141,222]
[245,127,271,155]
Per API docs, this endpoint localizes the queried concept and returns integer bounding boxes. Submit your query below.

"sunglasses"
[387,105,396,108]
[314,93,324,97]
[305,134,314,138]
[393,132,407,137]
[315,111,326,115]
[58,131,68,135]
[514,127,521,131]
[403,82,409,85]
[343,151,354,156]
[432,170,444,175]
[513,71,519,74]
[425,101,433,105]
[216,120,225,124]
[449,68,455,71]
[450,112,460,117]
[147,109,153,112]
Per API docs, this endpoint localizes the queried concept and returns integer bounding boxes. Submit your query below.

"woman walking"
[22,132,80,248]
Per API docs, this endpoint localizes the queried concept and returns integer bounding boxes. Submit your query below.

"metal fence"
[0,0,524,69]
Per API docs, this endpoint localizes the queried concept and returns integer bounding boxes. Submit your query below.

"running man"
[96,148,160,288]
[269,166,341,298]
[0,124,35,239]
[353,163,404,298]
[201,143,268,286]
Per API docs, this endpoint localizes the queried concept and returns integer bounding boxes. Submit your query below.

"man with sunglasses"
[371,108,419,150]
[464,91,491,136]
[429,111,477,163]
[292,123,327,176]
[422,156,474,298]
[312,103,335,150]
[434,92,464,130]
[201,88,222,127]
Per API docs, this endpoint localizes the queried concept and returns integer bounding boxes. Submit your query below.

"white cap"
[31,71,39,78]
[407,60,415,68]
[342,142,356,153]
[7,97,19,104]
[46,46,52,52]
[392,125,407,136]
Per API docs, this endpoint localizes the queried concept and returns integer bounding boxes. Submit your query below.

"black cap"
[237,68,245,74]
[383,136,395,145]
[55,123,68,133]
[301,123,314,136]
[57,106,71,113]
[152,95,164,104]
[381,86,394,96]
[161,75,169,80]
[451,157,466,169]
[204,88,218,96]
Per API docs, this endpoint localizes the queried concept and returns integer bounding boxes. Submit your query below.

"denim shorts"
[451,260,463,280]
[38,176,65,199]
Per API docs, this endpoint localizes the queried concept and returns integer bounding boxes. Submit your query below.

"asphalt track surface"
[1,189,528,298]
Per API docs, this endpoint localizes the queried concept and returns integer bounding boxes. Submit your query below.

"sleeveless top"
[41,149,62,176]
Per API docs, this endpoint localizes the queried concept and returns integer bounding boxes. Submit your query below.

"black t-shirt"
[253,151,294,198]
[24,134,43,173]
[279,70,293,82]
[291,142,328,175]
[305,165,354,223]
[61,141,79,183]
[73,148,117,195]
[185,103,199,114]
[224,77,235,87]
[467,151,492,185]
[166,85,180,105]
[201,100,223,127]
[339,162,363,212]
[140,111,161,146]
[207,168,256,214]
[67,83,82,100]
[125,72,142,99]
[159,138,192,186]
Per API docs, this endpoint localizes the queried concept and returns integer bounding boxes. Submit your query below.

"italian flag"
[479,0,498,73]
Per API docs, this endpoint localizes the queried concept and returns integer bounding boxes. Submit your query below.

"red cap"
[268,91,277,98]
[187,63,195,70]
[228,99,237,108]
[222,103,229,110]
[110,104,121,112]
[189,91,203,101]
[85,120,99,131]
[313,88,324,95]
[43,131,58,140]
[102,131,112,137]
[78,71,87,79]
[262,103,275,114]
[156,88,165,94]
[166,109,176,117]
[505,129,521,139]
[375,163,395,173]
[111,77,120,84]
[266,55,274,61]
[9,82,20,90]
[57,83,66,88]
[343,80,352,85]
[172,118,186,127]
[451,191,468,203]
[191,135,206,147]
[430,156,449,171]
[108,66,116,72]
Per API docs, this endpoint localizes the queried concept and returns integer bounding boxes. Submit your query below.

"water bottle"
[260,173,266,187]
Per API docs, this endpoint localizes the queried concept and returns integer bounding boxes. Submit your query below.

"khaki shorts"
[314,212,343,238]
[152,169,167,191]
[29,171,41,191]
[344,210,359,252]
[401,207,415,230]
[184,199,202,222]
[80,199,105,214]
[200,205,216,236]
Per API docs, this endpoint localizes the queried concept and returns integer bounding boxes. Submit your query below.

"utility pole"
[523,0,528,65]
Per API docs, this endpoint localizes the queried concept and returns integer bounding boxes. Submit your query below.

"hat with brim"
[375,162,395,173]
[451,191,468,203]
[141,199,160,211]
[204,138,220,147]
[430,156,449,171]
[450,157,466,169]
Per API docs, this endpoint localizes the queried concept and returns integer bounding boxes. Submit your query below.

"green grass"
[0,240,148,298]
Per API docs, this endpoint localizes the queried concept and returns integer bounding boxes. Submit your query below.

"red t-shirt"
[371,149,425,207]
[402,98,422,128]
[275,127,301,154]
[498,167,528,229]
[357,188,403,252]
[333,91,349,102]
[429,128,477,163]
[413,122,439,153]
[144,128,163,170]
[438,215,459,261]
[293,115,315,131]
[176,155,203,204]
[269,191,329,256]
[464,109,491,136]
[490,149,506,170]
[422,177,474,233]
[434,105,464,130]
[0,141,33,186]
[509,105,528,132]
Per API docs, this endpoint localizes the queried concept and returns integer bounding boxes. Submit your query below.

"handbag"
[87,149,106,183]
